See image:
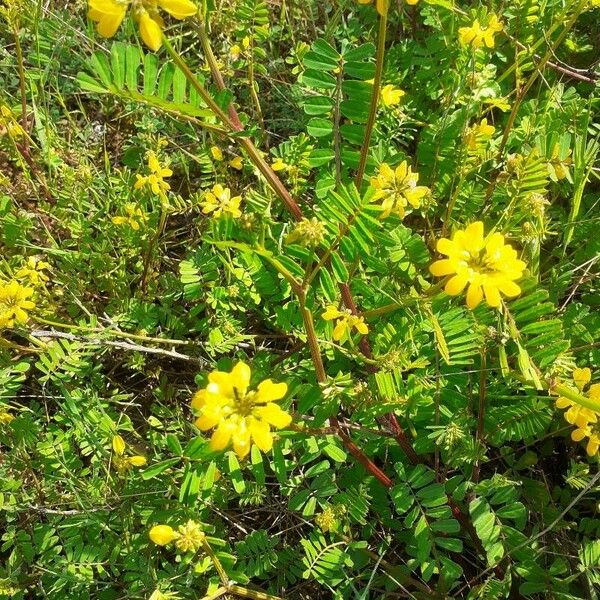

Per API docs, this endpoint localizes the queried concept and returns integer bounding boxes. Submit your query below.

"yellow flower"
[357,0,389,16]
[370,161,429,219]
[149,524,178,546]
[0,280,35,328]
[229,156,244,171]
[556,368,600,429]
[322,305,369,342]
[464,118,496,150]
[271,157,288,172]
[285,217,326,248]
[15,257,50,286]
[429,222,526,310]
[459,15,502,49]
[230,44,241,60]
[242,36,251,50]
[201,184,242,219]
[174,520,205,552]
[0,104,24,138]
[571,424,600,457]
[112,203,147,230]
[210,146,224,162]
[149,521,205,552]
[547,143,572,181]
[135,151,173,197]
[111,434,147,474]
[88,0,197,51]
[191,361,291,458]
[0,408,14,425]
[380,84,406,107]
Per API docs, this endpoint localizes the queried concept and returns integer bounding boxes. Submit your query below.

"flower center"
[233,388,257,417]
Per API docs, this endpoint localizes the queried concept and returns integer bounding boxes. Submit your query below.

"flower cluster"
[210,145,244,171]
[0,407,14,425]
[149,520,205,552]
[0,280,35,329]
[459,15,502,49]
[429,222,525,310]
[322,305,369,342]
[111,435,147,475]
[380,84,405,108]
[464,118,496,151]
[370,161,429,219]
[88,0,197,51]
[112,203,147,230]
[16,257,50,286]
[201,184,242,219]
[285,217,326,248]
[0,104,24,138]
[134,151,172,198]
[191,362,291,458]
[555,368,600,456]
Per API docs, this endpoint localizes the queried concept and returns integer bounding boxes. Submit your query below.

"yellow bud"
[149,525,178,546]
[112,435,126,456]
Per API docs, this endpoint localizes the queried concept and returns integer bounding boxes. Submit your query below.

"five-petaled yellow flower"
[0,280,35,329]
[322,305,369,342]
[149,520,205,552]
[201,184,242,219]
[381,84,406,107]
[191,362,292,458]
[210,146,224,162]
[88,0,198,52]
[16,257,51,286]
[429,222,526,310]
[555,368,600,456]
[135,151,172,197]
[111,434,147,474]
[370,161,429,219]
[464,118,495,150]
[112,203,147,230]
[459,15,503,49]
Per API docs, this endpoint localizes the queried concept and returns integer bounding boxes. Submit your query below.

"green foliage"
[0,0,599,598]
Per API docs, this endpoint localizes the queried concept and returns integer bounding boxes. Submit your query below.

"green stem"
[354,9,387,189]
[196,17,243,130]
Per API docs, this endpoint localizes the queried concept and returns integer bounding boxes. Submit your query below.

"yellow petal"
[210,423,233,451]
[333,319,348,341]
[257,403,292,428]
[158,0,198,19]
[231,362,251,394]
[466,283,483,309]
[128,455,147,467]
[195,413,220,431]
[445,273,468,296]
[96,9,126,38]
[250,419,273,452]
[429,259,455,277]
[573,368,591,391]
[497,280,521,298]
[256,379,288,402]
[571,428,587,442]
[483,283,501,308]
[112,435,126,456]
[138,12,163,52]
[149,524,178,546]
[436,238,454,256]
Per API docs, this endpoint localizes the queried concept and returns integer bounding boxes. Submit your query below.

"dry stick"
[354,8,387,189]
